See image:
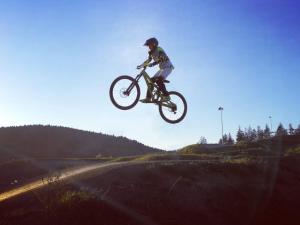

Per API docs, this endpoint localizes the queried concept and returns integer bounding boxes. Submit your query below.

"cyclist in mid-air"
[137,37,174,103]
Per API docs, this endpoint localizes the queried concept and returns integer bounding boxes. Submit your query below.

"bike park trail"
[0,159,211,203]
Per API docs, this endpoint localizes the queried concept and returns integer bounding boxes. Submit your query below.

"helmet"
[144,37,158,46]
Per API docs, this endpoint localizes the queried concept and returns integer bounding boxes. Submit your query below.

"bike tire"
[158,91,187,124]
[109,75,140,110]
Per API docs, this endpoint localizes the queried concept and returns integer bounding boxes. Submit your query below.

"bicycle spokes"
[126,81,137,94]
[159,91,187,123]
[161,101,177,113]
[110,76,140,110]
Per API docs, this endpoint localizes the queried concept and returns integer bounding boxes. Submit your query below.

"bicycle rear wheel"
[158,91,187,124]
[109,75,140,110]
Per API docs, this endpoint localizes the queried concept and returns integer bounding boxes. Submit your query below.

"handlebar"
[137,64,149,70]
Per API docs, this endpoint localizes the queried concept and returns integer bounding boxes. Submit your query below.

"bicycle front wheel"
[109,75,140,110]
[158,91,187,124]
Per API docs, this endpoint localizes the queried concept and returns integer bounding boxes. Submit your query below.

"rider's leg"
[140,80,154,103]
[153,68,173,99]
[140,89,152,103]
[146,79,155,99]
[141,67,173,103]
[141,78,155,102]
[156,76,169,96]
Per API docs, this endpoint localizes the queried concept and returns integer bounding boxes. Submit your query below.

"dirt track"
[0,159,210,202]
[0,161,129,202]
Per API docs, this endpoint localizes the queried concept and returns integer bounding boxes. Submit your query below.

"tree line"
[199,123,300,145]
[222,123,300,144]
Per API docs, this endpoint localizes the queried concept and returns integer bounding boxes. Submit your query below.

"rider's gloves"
[136,65,143,69]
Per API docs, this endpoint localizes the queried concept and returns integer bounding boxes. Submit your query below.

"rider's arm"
[141,52,152,66]
[156,49,169,63]
[149,49,169,66]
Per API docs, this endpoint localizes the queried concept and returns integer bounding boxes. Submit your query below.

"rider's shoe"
[160,95,171,102]
[140,98,152,103]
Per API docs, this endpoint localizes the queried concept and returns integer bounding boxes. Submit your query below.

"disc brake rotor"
[119,88,128,98]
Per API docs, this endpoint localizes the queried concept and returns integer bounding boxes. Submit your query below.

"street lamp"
[269,116,273,133]
[218,107,224,144]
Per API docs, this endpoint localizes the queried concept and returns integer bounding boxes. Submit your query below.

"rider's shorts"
[153,67,173,79]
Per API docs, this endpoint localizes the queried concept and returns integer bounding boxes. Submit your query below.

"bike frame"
[125,67,175,109]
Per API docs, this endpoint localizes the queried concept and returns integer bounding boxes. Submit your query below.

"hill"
[0,125,162,161]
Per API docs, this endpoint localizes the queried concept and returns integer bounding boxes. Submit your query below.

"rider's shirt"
[148,47,174,70]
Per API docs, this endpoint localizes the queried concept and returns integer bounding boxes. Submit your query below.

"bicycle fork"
[124,74,142,96]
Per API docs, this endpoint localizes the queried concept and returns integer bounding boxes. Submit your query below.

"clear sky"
[0,0,299,150]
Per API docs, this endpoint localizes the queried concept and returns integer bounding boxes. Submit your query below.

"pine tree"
[245,126,256,142]
[263,124,271,139]
[228,133,234,144]
[223,134,228,144]
[295,124,300,135]
[198,136,207,144]
[236,126,245,142]
[244,127,250,142]
[276,123,288,136]
[219,138,223,144]
[288,123,294,135]
[257,126,264,140]
[251,128,257,141]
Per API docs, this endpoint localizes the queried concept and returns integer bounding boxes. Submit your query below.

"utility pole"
[218,107,224,144]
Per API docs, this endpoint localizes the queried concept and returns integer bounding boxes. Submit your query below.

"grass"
[223,157,250,164]
[108,155,140,162]
[285,146,300,156]
[109,149,266,165]
[133,153,215,161]
[107,152,202,162]
[59,190,96,205]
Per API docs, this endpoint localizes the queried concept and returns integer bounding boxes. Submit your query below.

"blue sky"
[0,0,299,150]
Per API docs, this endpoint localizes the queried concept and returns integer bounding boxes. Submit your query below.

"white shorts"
[153,67,173,79]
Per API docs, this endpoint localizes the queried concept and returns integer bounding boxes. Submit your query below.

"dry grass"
[285,146,300,156]
[223,157,251,164]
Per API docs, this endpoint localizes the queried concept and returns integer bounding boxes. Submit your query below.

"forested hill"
[0,125,163,160]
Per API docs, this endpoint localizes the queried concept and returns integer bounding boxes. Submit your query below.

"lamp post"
[269,116,273,133]
[218,107,224,144]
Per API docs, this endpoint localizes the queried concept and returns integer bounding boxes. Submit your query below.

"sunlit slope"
[0,161,126,202]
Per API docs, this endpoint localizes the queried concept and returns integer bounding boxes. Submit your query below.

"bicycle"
[109,65,187,124]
